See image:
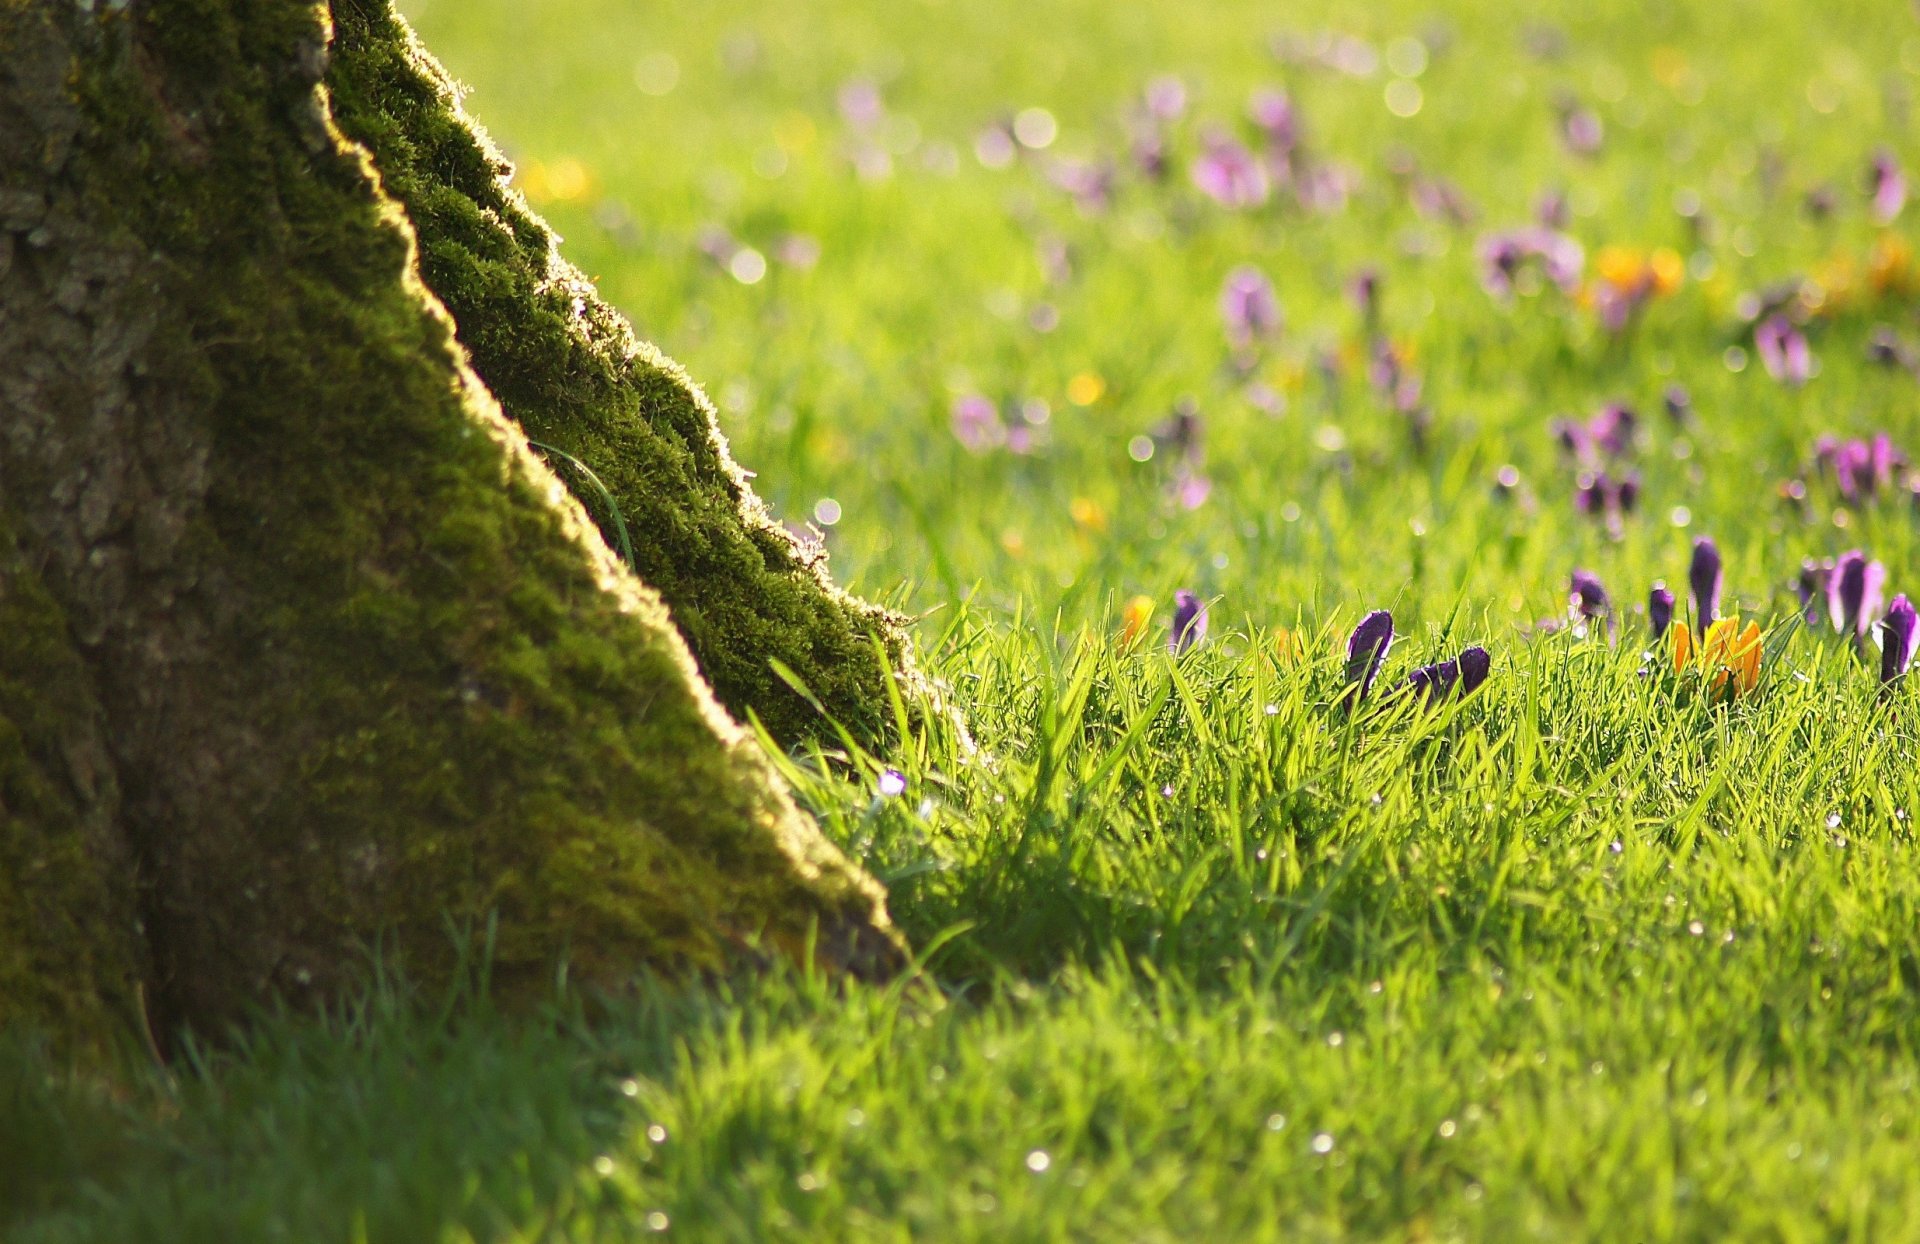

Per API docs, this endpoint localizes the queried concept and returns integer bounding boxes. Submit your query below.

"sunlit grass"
[9,0,1920,1237]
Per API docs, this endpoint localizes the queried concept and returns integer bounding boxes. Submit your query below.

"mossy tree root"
[0,0,905,1057]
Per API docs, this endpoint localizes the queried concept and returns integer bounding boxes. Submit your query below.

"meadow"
[8,0,1920,1237]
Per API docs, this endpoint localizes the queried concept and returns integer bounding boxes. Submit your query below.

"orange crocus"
[1119,595,1155,647]
[1670,616,1763,697]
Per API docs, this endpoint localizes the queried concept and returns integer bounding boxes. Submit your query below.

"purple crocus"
[1557,97,1603,156]
[950,393,1002,452]
[1476,227,1584,300]
[1798,558,1834,625]
[1248,87,1298,154]
[1570,570,1612,638]
[1220,266,1281,349]
[1688,537,1722,634]
[1192,133,1270,209]
[1881,595,1920,682]
[1755,315,1811,386]
[1588,403,1638,457]
[1828,550,1888,640]
[1170,590,1208,654]
[1407,645,1492,701]
[1344,610,1395,704]
[1870,148,1907,225]
[1649,586,1675,640]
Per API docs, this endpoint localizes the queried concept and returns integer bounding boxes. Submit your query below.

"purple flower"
[1828,550,1888,640]
[1688,537,1722,634]
[1170,590,1208,654]
[1881,595,1920,682]
[1476,228,1584,300]
[1248,88,1298,154]
[877,768,908,798]
[1047,158,1114,214]
[1649,586,1675,639]
[1588,403,1638,457]
[1344,610,1395,704]
[1870,148,1907,225]
[1143,74,1188,122]
[950,394,1002,452]
[1220,266,1281,349]
[1798,558,1834,625]
[1557,100,1604,156]
[1192,133,1270,209]
[1536,188,1571,229]
[1407,645,1492,701]
[1457,646,1492,695]
[1755,315,1811,386]
[1570,570,1612,637]
[1663,385,1692,423]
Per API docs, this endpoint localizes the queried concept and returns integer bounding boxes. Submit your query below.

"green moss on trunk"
[0,0,902,1050]
[0,516,142,1060]
[322,0,915,751]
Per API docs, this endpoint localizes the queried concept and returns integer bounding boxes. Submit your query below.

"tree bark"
[0,0,906,1057]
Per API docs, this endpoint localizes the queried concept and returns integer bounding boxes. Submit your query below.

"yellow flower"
[1870,233,1916,297]
[1648,247,1685,296]
[1067,372,1107,406]
[1595,244,1647,289]
[1670,617,1764,697]
[1271,627,1305,668]
[1070,496,1109,533]
[1701,617,1763,697]
[1119,595,1155,647]
[1669,620,1693,675]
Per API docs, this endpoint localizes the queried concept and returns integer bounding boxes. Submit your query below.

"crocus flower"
[1457,646,1492,694]
[1476,228,1584,300]
[1649,586,1675,639]
[1170,590,1208,654]
[1755,315,1811,386]
[1588,403,1638,457]
[1701,618,1764,697]
[1248,87,1298,154]
[1143,74,1188,121]
[1556,96,1603,155]
[1344,610,1395,704]
[1570,570,1612,638]
[950,393,1002,452]
[1880,595,1920,682]
[1407,645,1492,701]
[1828,549,1888,640]
[1119,595,1155,647]
[1870,148,1907,225]
[1220,266,1281,349]
[1798,558,1834,625]
[1192,133,1270,209]
[1688,537,1722,634]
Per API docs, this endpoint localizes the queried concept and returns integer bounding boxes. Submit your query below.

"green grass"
[10,0,1920,1237]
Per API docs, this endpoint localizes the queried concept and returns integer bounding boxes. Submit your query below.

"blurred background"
[403,0,1918,638]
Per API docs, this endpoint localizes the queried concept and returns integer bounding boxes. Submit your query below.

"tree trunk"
[0,0,906,1058]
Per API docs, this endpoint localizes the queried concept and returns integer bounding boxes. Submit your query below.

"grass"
[10,0,1920,1237]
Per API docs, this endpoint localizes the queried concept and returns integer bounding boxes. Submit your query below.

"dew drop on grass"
[1267,1113,1287,1131]
[620,1078,640,1097]
[1311,1132,1335,1154]
[1128,436,1155,462]
[647,1124,668,1144]
[1688,920,1705,936]
[594,1155,616,1177]
[646,1211,670,1232]
[1026,1149,1051,1173]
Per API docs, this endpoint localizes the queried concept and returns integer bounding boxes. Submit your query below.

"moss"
[8,0,901,1039]
[320,0,917,751]
[0,515,142,1059]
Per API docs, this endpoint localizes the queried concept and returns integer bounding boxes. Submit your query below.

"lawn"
[8,0,1920,1238]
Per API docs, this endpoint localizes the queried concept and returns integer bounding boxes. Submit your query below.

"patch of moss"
[13,0,900,1039]
[322,0,914,751]
[0,514,142,1060]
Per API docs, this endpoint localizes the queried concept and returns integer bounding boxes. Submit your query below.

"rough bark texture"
[0,0,903,1055]
[323,0,917,752]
